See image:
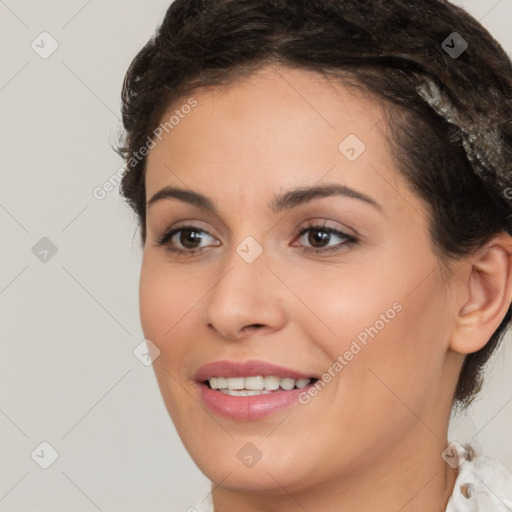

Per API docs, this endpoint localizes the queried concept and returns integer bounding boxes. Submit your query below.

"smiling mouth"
[203,376,319,396]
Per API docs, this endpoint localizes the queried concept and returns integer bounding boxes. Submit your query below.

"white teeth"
[208,376,313,392]
[295,379,311,389]
[245,376,265,390]
[280,378,295,391]
[225,389,272,396]
[227,377,245,390]
[263,376,280,390]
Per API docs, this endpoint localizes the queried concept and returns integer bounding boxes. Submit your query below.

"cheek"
[299,279,447,459]
[139,256,199,359]
[335,277,449,415]
[139,257,204,424]
[300,259,447,402]
[290,264,405,353]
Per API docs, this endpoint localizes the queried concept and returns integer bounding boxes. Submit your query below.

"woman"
[117,0,512,510]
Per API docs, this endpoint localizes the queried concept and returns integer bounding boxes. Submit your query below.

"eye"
[293,221,358,254]
[155,225,219,255]
[154,221,358,257]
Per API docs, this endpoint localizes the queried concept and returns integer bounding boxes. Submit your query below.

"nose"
[201,246,288,341]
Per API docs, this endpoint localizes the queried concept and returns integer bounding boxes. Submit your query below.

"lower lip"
[198,382,316,421]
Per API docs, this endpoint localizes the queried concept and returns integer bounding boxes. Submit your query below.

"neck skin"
[210,430,458,512]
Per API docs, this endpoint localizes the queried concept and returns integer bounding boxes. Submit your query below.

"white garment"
[445,441,512,511]
[193,441,512,512]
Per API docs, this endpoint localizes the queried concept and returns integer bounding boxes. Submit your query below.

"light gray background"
[0,1,511,511]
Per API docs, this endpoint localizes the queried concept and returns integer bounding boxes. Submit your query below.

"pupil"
[309,229,329,248]
[181,229,201,249]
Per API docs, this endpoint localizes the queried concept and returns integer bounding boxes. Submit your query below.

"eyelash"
[155,221,358,257]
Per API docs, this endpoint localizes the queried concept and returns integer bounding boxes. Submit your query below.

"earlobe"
[450,233,512,355]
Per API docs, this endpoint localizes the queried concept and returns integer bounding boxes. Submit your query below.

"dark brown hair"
[116,0,512,409]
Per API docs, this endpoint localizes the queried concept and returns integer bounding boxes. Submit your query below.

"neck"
[210,430,458,512]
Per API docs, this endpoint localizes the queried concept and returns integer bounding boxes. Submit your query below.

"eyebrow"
[146,183,382,213]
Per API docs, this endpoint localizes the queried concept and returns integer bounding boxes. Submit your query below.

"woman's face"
[140,64,461,493]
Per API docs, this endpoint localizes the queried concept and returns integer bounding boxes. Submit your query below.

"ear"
[450,232,512,354]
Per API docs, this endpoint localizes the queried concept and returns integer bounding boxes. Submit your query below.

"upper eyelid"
[157,212,357,233]
[166,220,350,236]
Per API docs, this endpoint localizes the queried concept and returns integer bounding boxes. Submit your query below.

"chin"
[190,443,320,493]
[203,462,300,492]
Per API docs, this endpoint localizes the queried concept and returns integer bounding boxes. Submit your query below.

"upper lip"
[194,359,318,382]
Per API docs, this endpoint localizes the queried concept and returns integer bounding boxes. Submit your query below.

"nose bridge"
[210,235,273,310]
[201,234,287,339]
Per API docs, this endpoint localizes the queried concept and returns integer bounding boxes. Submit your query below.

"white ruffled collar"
[445,441,512,511]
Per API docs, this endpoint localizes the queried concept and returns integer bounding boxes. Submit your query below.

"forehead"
[144,64,411,216]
